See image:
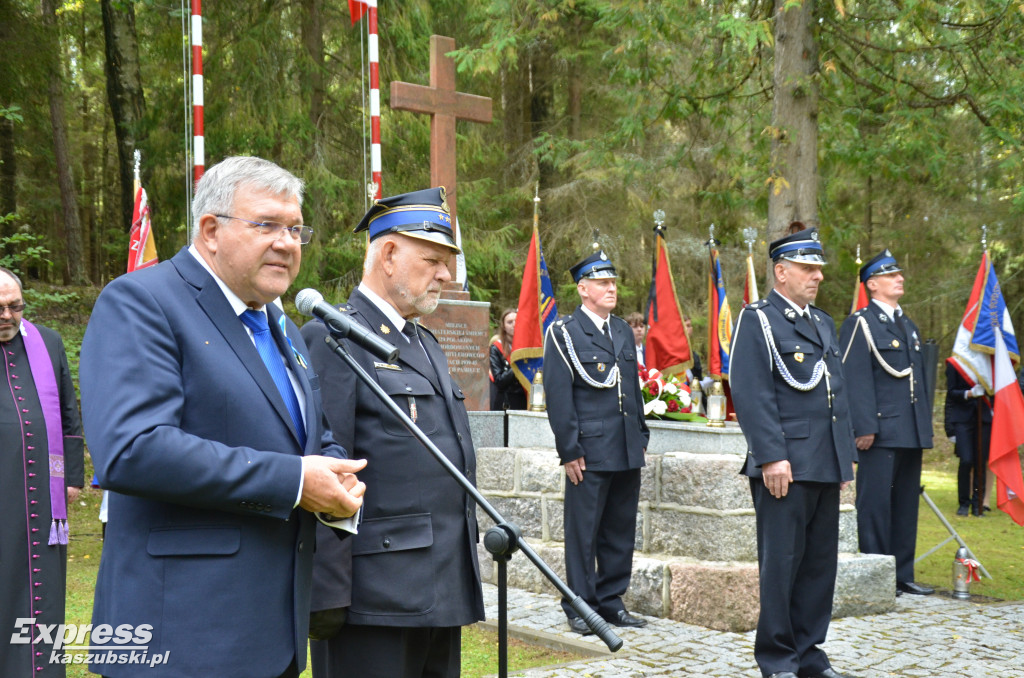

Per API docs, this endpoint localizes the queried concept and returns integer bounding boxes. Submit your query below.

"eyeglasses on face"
[215,215,314,245]
[0,303,25,314]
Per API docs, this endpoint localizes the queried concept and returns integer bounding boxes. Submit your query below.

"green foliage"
[1,230,55,276]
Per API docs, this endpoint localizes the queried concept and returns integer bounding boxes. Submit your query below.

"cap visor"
[396,229,461,254]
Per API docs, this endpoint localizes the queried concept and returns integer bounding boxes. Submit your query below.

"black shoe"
[805,669,861,678]
[983,505,992,513]
[956,505,969,516]
[768,673,798,678]
[567,616,593,635]
[897,581,935,595]
[602,609,648,628]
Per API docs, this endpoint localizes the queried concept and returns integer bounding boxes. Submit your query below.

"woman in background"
[489,308,527,410]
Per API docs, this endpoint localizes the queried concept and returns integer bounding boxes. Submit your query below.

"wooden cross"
[390,35,493,231]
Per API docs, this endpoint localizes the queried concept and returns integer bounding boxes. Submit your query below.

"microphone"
[295,289,400,363]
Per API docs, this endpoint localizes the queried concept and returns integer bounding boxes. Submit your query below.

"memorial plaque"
[419,283,491,411]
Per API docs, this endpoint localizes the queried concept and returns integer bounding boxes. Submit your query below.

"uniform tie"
[894,310,910,342]
[239,309,306,449]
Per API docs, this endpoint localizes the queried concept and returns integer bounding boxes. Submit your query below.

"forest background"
[3,0,1024,362]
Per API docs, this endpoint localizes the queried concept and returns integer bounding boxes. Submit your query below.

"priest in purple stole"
[0,267,85,677]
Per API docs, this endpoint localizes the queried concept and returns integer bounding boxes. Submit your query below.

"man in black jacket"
[944,361,992,516]
[839,250,934,596]
[731,228,858,678]
[543,250,650,634]
[303,187,484,678]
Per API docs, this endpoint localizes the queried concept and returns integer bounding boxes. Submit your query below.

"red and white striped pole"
[368,1,381,199]
[191,0,205,183]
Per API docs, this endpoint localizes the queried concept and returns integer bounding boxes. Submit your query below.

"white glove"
[948,436,957,444]
[968,384,986,398]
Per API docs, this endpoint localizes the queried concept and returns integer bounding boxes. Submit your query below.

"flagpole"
[190,0,204,185]
[368,1,381,200]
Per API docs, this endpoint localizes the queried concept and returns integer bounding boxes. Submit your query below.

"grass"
[913,438,1024,600]
[56,420,1024,678]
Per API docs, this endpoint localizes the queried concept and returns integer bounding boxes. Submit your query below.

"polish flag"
[989,330,1024,525]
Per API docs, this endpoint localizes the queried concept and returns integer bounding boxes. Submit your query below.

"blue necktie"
[239,309,307,449]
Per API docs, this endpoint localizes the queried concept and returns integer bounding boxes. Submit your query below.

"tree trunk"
[530,41,556,190]
[0,117,15,223]
[101,0,145,234]
[767,0,819,244]
[300,0,325,134]
[40,0,87,284]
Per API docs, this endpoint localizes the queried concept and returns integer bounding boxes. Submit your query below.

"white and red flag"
[989,330,1024,525]
[127,152,158,273]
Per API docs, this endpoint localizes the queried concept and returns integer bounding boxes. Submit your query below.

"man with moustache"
[730,228,858,678]
[840,250,934,595]
[304,188,484,678]
[79,156,365,678]
[543,249,650,635]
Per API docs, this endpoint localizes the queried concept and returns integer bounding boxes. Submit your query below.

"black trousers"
[560,468,642,620]
[750,480,839,678]
[855,445,922,583]
[311,625,461,678]
[952,421,992,509]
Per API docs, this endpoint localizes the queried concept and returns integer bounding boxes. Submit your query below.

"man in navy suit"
[304,188,484,678]
[79,156,366,678]
[731,228,858,678]
[543,250,650,635]
[840,250,934,595]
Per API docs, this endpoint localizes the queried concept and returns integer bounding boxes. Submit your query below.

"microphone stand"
[322,335,623,676]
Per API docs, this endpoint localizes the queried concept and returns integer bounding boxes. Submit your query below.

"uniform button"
[382,537,392,549]
[832,416,837,422]
[297,540,305,551]
[405,386,413,392]
[457,433,463,442]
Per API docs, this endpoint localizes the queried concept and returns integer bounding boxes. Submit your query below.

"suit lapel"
[349,290,441,393]
[768,291,821,346]
[577,305,614,352]
[173,249,298,445]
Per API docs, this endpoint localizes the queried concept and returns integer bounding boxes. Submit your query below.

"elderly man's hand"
[299,456,367,517]
[761,460,793,499]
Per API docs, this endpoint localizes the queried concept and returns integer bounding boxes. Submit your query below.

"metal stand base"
[916,486,992,579]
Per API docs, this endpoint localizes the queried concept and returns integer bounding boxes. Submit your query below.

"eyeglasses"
[0,303,25,314]
[215,215,314,245]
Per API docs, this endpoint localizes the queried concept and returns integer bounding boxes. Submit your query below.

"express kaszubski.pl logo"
[10,618,170,668]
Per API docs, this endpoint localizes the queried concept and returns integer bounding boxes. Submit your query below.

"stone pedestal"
[469,411,897,632]
[418,283,490,411]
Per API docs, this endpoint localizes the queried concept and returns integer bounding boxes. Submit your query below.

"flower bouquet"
[639,367,707,422]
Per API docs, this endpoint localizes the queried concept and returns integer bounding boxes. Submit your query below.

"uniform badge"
[784,307,796,320]
[794,352,805,363]
[380,324,391,335]
[813,313,821,322]
[878,313,888,323]
[892,339,900,348]
[597,363,607,372]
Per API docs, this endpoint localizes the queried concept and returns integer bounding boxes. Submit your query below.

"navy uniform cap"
[353,187,460,253]
[769,227,826,265]
[859,249,902,283]
[570,250,617,283]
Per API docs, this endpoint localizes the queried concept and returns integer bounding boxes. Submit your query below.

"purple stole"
[21,320,68,545]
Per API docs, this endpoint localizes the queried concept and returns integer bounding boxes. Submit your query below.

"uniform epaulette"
[746,299,768,310]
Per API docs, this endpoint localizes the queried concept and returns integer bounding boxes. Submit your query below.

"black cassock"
[0,327,84,677]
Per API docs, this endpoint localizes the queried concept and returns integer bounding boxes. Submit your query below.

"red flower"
[667,400,680,413]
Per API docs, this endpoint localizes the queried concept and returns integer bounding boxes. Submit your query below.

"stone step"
[477,542,896,633]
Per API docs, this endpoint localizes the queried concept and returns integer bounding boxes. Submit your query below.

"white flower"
[677,390,692,408]
[646,399,667,416]
[663,382,678,396]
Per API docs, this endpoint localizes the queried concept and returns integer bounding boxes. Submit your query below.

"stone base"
[477,542,896,632]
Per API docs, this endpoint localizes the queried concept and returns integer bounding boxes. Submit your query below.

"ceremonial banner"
[950,252,1019,392]
[989,330,1024,525]
[510,226,558,391]
[743,251,759,308]
[348,0,373,24]
[127,171,157,273]
[645,226,691,376]
[850,281,868,314]
[707,244,733,378]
